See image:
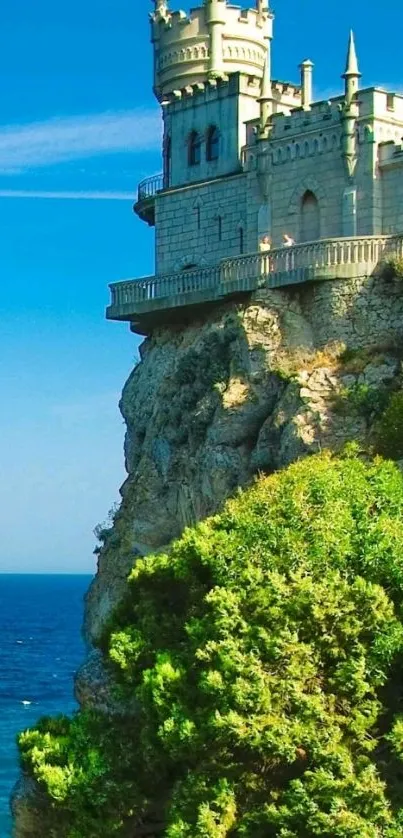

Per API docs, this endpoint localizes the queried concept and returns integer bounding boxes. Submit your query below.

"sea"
[0,574,92,837]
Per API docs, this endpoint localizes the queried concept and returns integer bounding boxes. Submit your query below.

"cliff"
[13,272,403,835]
[84,274,403,647]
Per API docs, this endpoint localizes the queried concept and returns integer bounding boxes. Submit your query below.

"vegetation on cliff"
[19,450,403,837]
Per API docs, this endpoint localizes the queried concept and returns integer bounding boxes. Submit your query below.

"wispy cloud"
[0,109,161,173]
[0,189,133,200]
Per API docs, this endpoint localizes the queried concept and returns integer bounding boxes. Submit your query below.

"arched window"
[206,125,219,161]
[188,130,202,166]
[300,190,320,243]
[164,134,172,188]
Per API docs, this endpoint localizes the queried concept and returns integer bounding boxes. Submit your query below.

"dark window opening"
[300,190,320,243]
[188,130,202,166]
[196,205,201,230]
[164,135,172,188]
[239,227,244,254]
[206,125,219,161]
[387,93,395,111]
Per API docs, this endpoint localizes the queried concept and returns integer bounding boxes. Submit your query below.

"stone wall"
[155,171,247,273]
[381,162,403,235]
[164,74,260,189]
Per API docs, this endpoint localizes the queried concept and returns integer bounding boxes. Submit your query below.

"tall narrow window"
[239,226,244,255]
[196,205,201,230]
[188,130,202,166]
[164,134,172,188]
[206,125,219,161]
[300,190,320,242]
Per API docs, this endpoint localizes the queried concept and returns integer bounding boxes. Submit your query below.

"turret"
[205,0,226,78]
[341,31,361,178]
[258,53,273,135]
[342,30,361,108]
[150,0,271,103]
[300,59,314,110]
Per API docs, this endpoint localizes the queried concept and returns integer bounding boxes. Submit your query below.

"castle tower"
[150,0,272,102]
[150,0,274,190]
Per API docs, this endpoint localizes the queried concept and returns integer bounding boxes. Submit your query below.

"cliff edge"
[13,272,403,835]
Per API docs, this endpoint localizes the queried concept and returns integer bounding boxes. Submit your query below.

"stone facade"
[146,1,403,278]
[155,172,246,273]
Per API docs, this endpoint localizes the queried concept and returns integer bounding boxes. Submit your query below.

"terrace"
[107,235,403,335]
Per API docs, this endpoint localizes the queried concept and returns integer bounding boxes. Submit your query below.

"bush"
[19,451,403,836]
[381,256,403,281]
[333,382,389,422]
[374,391,403,459]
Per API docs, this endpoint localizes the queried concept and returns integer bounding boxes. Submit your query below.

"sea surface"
[0,574,92,837]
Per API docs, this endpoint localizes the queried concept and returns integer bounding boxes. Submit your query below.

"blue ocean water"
[0,574,91,837]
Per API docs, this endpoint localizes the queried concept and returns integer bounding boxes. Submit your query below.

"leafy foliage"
[333,382,389,423]
[159,323,241,446]
[381,257,403,281]
[19,451,403,836]
[374,392,403,460]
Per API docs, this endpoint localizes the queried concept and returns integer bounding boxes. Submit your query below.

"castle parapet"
[151,2,271,100]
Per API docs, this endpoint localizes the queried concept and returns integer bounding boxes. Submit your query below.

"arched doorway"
[300,190,320,242]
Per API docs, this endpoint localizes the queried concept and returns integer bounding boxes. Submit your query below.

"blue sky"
[0,0,401,573]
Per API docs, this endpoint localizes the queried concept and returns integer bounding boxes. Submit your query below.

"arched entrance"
[300,190,320,242]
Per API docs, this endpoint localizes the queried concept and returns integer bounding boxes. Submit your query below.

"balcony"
[107,235,403,334]
[133,173,164,226]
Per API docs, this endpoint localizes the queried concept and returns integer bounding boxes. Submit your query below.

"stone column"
[206,0,226,78]
[300,60,314,110]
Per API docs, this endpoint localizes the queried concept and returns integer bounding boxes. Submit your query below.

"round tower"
[150,0,273,102]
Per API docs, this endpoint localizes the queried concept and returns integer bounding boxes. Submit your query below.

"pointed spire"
[343,30,361,79]
[258,52,272,134]
[260,54,271,101]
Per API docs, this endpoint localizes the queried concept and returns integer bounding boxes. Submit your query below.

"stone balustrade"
[107,234,403,332]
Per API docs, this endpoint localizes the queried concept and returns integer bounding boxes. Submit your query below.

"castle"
[107,0,403,335]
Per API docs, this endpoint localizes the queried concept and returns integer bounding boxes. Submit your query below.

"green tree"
[19,450,403,836]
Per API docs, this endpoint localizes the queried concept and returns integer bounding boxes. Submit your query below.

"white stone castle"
[107,0,403,334]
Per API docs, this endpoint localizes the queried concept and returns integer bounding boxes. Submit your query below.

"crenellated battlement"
[151,1,271,101]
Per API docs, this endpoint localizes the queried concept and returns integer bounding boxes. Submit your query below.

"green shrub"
[374,391,403,459]
[381,256,403,281]
[333,382,389,422]
[19,451,403,836]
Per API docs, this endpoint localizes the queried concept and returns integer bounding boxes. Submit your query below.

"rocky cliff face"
[85,274,403,646]
[13,273,403,835]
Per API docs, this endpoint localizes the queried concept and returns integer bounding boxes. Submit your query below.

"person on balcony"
[282,233,296,272]
[259,235,272,252]
[283,233,295,247]
[258,236,272,287]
